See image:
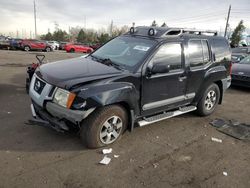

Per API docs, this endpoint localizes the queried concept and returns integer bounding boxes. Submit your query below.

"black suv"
[28,26,232,148]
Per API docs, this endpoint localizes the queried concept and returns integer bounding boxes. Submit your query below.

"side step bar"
[138,106,197,127]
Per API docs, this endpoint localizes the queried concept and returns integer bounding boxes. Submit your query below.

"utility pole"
[110,20,113,37]
[224,5,231,38]
[34,0,37,39]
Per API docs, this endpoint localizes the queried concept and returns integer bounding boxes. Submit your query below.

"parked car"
[231,55,250,87]
[64,43,93,53]
[231,54,246,63]
[232,47,250,55]
[20,39,52,52]
[9,38,23,50]
[47,41,59,50]
[28,26,231,148]
[59,42,68,50]
[89,43,102,50]
[0,37,11,49]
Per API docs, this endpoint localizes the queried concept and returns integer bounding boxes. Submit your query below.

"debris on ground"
[178,155,192,162]
[114,155,120,158]
[223,171,228,176]
[102,148,112,154]
[210,119,250,140]
[210,119,227,128]
[153,163,159,168]
[211,137,223,143]
[99,156,111,165]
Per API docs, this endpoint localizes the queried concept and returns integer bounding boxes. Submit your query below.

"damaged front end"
[28,72,95,133]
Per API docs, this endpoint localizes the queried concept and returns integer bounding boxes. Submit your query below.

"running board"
[138,106,197,127]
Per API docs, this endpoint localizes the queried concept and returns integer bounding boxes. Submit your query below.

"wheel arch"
[214,80,223,104]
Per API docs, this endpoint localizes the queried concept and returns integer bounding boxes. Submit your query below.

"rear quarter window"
[210,38,231,62]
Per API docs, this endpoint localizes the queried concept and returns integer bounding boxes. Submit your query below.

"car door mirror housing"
[151,64,170,74]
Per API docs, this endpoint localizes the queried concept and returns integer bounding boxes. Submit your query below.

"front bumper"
[29,103,69,132]
[29,101,95,132]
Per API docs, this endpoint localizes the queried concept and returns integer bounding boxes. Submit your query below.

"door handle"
[179,75,187,82]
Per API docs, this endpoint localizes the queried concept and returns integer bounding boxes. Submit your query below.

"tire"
[70,48,75,53]
[80,105,128,148]
[86,49,91,53]
[45,47,51,52]
[24,46,30,52]
[196,83,220,116]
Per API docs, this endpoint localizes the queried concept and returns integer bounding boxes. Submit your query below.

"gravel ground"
[0,50,250,188]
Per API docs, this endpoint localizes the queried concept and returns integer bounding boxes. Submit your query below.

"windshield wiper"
[90,55,124,70]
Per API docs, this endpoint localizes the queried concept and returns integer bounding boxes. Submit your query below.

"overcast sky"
[0,0,249,37]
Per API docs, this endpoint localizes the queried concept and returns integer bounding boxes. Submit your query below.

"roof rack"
[127,26,218,38]
[165,28,218,36]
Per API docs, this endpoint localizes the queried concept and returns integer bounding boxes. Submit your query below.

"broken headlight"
[53,88,76,109]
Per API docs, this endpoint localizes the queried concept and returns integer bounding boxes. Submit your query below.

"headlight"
[53,88,76,109]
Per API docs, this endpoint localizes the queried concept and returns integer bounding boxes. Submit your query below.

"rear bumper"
[222,76,231,91]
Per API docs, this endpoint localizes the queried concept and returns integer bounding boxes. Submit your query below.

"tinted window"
[202,40,210,63]
[188,40,204,67]
[211,38,231,62]
[151,43,182,71]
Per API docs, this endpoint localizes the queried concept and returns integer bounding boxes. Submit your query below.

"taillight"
[31,63,39,69]
[229,62,232,75]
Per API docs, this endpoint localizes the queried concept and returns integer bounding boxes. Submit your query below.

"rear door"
[185,39,211,95]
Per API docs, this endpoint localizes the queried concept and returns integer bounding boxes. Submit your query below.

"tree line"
[40,20,247,47]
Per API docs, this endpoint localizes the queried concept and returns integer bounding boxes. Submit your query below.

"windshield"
[239,56,250,64]
[91,36,157,70]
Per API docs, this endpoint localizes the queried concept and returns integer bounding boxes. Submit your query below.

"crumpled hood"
[232,63,250,77]
[36,56,123,89]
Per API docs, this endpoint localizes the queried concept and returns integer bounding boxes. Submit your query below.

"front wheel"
[196,83,220,116]
[80,105,128,148]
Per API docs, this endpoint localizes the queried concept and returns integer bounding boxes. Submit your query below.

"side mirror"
[151,63,170,74]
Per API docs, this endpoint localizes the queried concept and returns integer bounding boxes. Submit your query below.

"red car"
[65,43,93,53]
[20,39,52,52]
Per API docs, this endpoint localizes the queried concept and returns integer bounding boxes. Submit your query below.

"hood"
[232,63,250,77]
[36,56,123,89]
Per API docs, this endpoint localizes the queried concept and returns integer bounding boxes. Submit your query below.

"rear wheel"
[80,105,128,148]
[196,83,220,116]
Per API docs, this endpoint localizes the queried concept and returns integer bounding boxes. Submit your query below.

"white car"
[47,41,59,50]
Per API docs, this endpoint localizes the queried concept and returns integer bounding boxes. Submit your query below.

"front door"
[142,42,191,116]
